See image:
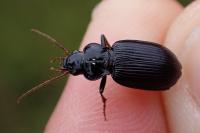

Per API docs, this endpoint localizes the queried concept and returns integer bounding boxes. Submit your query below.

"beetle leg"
[50,57,65,66]
[99,76,107,93]
[50,57,64,63]
[101,34,111,49]
[50,67,67,73]
[99,76,107,120]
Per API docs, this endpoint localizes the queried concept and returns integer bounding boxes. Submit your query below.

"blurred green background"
[0,0,190,132]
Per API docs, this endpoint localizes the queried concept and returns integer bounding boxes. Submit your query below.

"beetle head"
[63,50,83,75]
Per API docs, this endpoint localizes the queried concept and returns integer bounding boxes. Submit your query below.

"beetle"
[17,29,182,120]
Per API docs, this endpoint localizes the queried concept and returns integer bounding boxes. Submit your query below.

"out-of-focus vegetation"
[0,0,190,132]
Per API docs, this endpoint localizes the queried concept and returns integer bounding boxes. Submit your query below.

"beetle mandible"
[18,29,182,120]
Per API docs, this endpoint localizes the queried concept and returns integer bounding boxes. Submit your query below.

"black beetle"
[17,29,182,120]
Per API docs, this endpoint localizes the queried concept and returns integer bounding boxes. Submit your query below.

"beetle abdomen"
[111,40,181,90]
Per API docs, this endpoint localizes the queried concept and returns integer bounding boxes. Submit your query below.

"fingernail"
[181,25,200,104]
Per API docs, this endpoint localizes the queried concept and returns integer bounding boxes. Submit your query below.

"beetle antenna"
[31,29,69,55]
[17,71,68,104]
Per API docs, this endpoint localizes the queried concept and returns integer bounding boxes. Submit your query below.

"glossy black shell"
[111,40,182,90]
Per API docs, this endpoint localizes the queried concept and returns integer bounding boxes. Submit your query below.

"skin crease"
[44,0,187,133]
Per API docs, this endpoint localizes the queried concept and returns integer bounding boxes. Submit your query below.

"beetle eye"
[66,63,73,71]
[68,65,73,70]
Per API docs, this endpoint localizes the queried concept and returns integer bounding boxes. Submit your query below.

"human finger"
[46,0,182,132]
[163,1,200,132]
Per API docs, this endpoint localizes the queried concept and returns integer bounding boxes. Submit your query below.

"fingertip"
[46,0,183,132]
[164,1,200,132]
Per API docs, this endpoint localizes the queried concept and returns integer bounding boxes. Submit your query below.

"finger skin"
[45,0,182,132]
[164,1,200,132]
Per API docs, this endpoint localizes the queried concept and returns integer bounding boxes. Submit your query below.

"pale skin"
[45,0,200,132]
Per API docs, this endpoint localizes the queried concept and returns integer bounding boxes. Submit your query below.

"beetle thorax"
[82,43,112,80]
